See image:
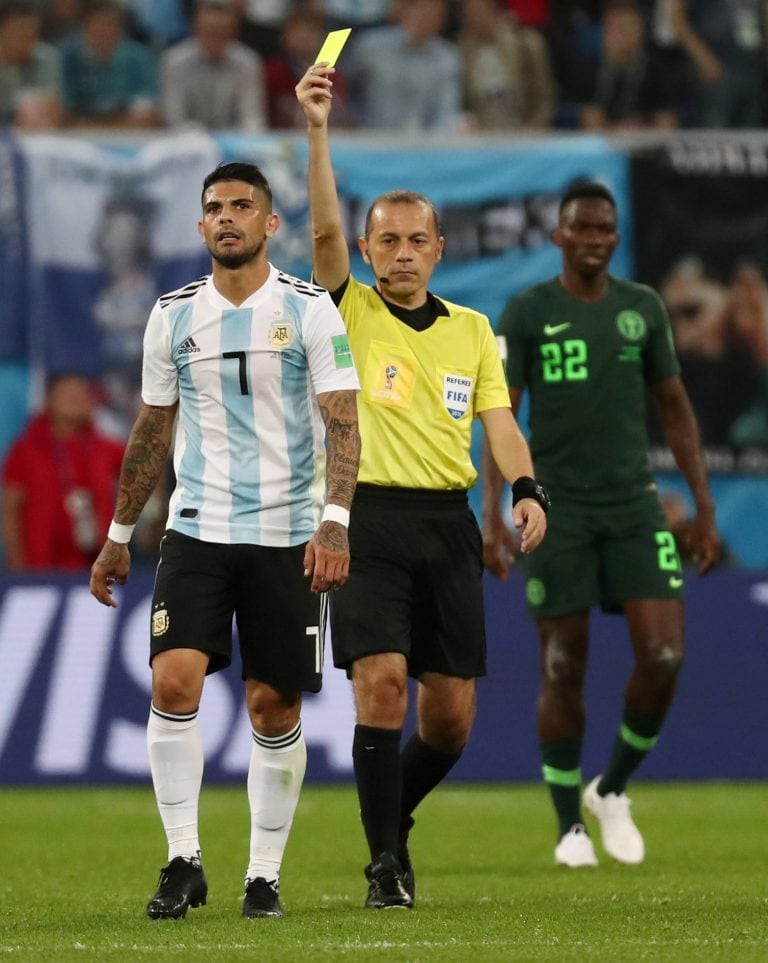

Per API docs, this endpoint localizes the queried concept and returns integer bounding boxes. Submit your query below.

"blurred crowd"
[0,0,766,135]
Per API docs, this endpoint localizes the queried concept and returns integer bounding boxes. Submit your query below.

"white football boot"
[554,823,599,868]
[583,776,645,864]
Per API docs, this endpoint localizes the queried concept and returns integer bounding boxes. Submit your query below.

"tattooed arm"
[304,388,360,593]
[90,402,178,607]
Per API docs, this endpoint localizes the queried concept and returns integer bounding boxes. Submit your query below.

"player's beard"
[209,235,265,269]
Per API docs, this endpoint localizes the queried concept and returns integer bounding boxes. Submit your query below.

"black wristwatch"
[511,476,551,513]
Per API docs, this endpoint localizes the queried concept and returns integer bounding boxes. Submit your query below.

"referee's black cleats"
[242,877,284,918]
[364,852,413,909]
[146,855,208,919]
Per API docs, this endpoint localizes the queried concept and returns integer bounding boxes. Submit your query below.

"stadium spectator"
[640,0,698,127]
[1,373,124,571]
[483,182,720,868]
[667,0,766,128]
[161,0,266,131]
[296,64,547,909]
[265,7,353,129]
[579,0,677,131]
[546,0,603,126]
[344,0,462,132]
[59,0,159,128]
[504,0,550,28]
[41,0,83,45]
[457,0,555,131]
[322,0,392,33]
[235,0,301,58]
[89,161,360,921]
[0,2,62,129]
[122,0,190,51]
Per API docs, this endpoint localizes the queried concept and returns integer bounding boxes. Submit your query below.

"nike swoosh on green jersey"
[669,576,683,589]
[543,322,572,335]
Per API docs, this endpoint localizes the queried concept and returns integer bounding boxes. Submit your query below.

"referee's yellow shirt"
[339,275,510,490]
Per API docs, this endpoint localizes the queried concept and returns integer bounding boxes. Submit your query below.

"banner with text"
[1,570,765,784]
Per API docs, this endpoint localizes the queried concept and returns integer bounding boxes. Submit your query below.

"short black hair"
[559,181,616,214]
[201,162,272,209]
[364,190,441,238]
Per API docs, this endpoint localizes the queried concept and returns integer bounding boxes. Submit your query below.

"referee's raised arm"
[296,64,349,293]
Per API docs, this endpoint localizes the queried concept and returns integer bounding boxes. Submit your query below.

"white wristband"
[321,504,350,528]
[108,521,136,544]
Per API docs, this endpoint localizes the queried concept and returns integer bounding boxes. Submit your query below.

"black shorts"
[150,529,325,693]
[330,485,486,679]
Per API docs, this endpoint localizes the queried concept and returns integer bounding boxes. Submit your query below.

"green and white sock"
[540,738,583,838]
[598,709,663,796]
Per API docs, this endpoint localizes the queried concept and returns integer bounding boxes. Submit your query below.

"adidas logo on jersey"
[177,337,200,356]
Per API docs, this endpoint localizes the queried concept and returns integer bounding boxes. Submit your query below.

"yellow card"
[314,28,351,67]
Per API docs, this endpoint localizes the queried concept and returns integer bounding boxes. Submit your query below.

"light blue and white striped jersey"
[142,265,360,546]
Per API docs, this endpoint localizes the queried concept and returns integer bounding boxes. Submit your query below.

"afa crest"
[269,323,293,349]
[152,608,170,637]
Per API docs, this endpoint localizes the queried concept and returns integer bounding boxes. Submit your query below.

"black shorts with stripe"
[150,529,325,693]
[330,485,486,679]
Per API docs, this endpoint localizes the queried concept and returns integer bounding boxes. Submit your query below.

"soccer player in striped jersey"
[90,162,361,920]
[297,67,548,909]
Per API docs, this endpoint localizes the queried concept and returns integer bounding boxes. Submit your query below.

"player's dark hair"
[559,181,616,214]
[201,162,273,209]
[364,190,442,238]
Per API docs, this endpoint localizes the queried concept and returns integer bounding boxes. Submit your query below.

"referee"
[297,64,548,909]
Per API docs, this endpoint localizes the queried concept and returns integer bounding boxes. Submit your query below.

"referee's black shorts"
[330,484,486,679]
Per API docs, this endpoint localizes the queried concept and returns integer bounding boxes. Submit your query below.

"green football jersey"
[499,276,680,504]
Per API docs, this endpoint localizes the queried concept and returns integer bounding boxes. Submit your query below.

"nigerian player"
[296,65,548,908]
[483,182,720,867]
[90,162,361,918]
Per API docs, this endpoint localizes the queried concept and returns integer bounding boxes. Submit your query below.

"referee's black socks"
[353,724,402,861]
[400,734,462,835]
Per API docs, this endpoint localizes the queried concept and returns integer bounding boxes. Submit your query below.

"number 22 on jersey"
[540,339,588,382]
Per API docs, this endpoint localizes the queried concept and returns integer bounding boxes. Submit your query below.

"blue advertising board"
[0,569,765,784]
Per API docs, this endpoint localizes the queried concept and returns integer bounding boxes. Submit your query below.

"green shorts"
[522,492,683,619]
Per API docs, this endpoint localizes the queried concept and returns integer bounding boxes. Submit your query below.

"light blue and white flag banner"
[19,132,220,427]
[0,129,630,443]
[16,134,631,370]
[220,132,633,322]
[7,131,630,429]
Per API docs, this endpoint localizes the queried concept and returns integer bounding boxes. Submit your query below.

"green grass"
[1,783,766,961]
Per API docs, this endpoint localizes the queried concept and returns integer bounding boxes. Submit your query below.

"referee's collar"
[374,286,449,332]
[328,275,449,332]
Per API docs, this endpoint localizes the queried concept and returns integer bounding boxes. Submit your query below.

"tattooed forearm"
[318,389,360,509]
[114,403,177,524]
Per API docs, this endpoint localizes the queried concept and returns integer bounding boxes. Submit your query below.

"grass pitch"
[0,782,766,961]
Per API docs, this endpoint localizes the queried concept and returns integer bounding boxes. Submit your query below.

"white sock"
[147,703,204,862]
[246,720,307,883]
